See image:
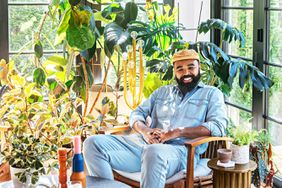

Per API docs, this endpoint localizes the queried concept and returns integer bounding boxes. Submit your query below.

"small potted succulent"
[227,126,258,164]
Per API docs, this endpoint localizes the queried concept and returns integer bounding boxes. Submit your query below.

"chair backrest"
[200,140,228,159]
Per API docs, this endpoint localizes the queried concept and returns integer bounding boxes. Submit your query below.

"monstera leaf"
[104,22,130,57]
[188,41,273,91]
[198,19,245,47]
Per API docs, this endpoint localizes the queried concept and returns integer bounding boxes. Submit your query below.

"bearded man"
[83,49,228,188]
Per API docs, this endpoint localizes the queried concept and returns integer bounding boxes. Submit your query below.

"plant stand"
[208,158,257,188]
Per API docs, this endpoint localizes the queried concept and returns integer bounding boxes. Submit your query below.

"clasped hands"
[142,128,179,144]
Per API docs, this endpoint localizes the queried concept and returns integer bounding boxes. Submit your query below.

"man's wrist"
[174,127,184,138]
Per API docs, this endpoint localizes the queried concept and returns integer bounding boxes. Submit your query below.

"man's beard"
[175,71,201,95]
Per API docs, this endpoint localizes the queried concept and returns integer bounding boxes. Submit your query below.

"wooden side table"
[208,158,257,188]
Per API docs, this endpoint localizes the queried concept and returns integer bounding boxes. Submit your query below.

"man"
[83,49,228,188]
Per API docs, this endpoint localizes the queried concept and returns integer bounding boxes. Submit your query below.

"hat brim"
[172,57,199,63]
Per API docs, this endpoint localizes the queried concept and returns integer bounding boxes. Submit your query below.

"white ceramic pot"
[10,166,31,188]
[231,144,250,164]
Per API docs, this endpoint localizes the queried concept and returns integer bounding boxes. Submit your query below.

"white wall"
[175,0,211,42]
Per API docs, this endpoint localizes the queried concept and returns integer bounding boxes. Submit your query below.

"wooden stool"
[208,158,257,188]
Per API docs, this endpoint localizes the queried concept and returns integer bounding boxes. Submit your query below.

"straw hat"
[172,49,199,64]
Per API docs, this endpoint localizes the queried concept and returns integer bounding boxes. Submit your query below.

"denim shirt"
[129,82,228,155]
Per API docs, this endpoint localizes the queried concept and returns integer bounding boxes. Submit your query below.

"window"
[5,0,64,76]
[221,0,253,129]
[214,0,282,182]
[266,0,282,177]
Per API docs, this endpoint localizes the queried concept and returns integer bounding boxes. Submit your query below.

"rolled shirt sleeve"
[129,89,158,128]
[201,88,228,137]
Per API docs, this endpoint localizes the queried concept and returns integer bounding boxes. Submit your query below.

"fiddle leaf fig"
[66,24,95,50]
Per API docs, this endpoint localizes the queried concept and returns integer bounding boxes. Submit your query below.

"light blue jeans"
[83,134,198,188]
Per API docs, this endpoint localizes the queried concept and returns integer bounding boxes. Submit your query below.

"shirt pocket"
[154,98,175,119]
[185,99,208,122]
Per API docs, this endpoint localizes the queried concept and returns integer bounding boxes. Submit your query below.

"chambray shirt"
[129,82,228,155]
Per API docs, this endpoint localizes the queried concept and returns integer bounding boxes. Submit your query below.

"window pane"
[9,5,61,52]
[9,53,64,76]
[269,11,282,64]
[270,0,282,8]
[268,120,282,177]
[223,0,253,7]
[268,67,282,120]
[226,104,252,130]
[223,9,253,59]
[225,74,252,110]
[9,54,36,76]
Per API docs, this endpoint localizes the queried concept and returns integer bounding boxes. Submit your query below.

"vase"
[231,143,250,164]
[10,166,32,188]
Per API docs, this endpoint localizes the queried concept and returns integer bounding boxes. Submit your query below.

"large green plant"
[127,6,273,96]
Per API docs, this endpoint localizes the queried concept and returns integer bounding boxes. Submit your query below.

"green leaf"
[198,19,245,47]
[57,8,71,34]
[44,55,68,66]
[47,77,58,91]
[143,73,170,98]
[104,22,130,57]
[80,42,96,61]
[101,3,123,20]
[34,41,43,59]
[66,24,95,51]
[33,68,46,86]
[122,2,138,27]
[68,0,81,6]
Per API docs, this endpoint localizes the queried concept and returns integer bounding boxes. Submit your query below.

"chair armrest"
[98,125,130,135]
[184,136,233,188]
[184,136,233,148]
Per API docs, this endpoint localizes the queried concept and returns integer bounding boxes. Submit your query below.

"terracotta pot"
[231,144,249,164]
[217,148,232,163]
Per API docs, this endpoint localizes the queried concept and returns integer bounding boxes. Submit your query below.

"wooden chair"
[110,133,233,188]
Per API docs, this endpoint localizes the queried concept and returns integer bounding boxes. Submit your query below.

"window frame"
[211,0,282,186]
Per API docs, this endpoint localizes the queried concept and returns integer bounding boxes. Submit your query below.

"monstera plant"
[126,2,273,96]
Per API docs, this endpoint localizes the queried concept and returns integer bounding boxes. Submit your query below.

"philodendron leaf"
[104,22,130,57]
[34,41,43,59]
[33,68,46,86]
[66,25,95,51]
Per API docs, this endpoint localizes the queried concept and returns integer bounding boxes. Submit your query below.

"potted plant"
[227,126,258,164]
[0,59,91,185]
